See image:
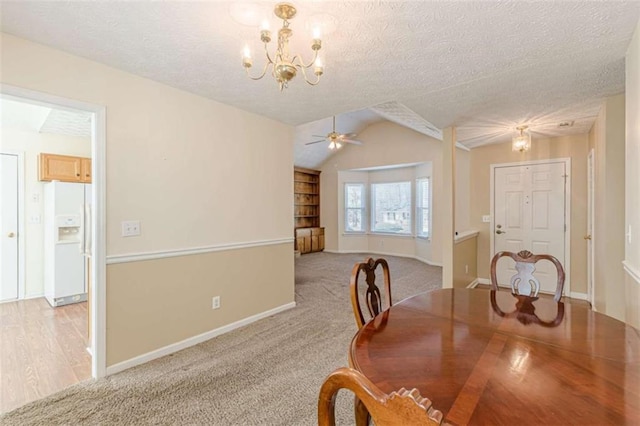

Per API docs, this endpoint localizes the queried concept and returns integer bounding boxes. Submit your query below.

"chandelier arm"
[298,64,321,86]
[292,49,319,69]
[263,41,276,66]
[245,62,272,81]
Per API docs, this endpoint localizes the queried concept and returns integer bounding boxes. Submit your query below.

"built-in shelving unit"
[294,167,324,254]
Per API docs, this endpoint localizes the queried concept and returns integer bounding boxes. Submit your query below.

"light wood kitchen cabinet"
[39,153,92,183]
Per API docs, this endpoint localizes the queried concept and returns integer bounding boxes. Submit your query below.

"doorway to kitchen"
[0,86,106,412]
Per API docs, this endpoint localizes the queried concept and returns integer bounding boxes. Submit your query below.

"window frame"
[416,177,431,239]
[370,181,413,235]
[344,182,366,233]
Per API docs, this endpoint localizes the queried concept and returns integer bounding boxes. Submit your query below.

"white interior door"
[493,161,567,295]
[1,153,19,301]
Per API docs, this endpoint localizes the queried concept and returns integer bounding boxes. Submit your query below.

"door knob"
[496,230,506,235]
[584,234,592,240]
[7,232,15,238]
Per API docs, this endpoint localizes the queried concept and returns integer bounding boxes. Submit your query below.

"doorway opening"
[0,86,106,412]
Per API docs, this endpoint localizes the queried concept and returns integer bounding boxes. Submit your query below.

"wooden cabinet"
[294,167,324,254]
[39,153,92,183]
[296,227,324,254]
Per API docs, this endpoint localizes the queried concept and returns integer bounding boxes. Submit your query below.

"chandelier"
[512,125,531,152]
[241,2,324,91]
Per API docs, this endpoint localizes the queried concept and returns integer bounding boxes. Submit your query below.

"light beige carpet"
[1,252,442,425]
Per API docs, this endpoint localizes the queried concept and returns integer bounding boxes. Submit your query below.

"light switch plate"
[121,220,141,237]
[482,215,491,223]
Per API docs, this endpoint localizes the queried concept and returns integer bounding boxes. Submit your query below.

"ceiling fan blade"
[312,134,327,138]
[343,139,363,145]
[305,140,327,145]
[343,133,358,138]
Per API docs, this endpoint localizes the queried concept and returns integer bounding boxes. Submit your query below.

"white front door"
[493,161,567,295]
[1,153,19,301]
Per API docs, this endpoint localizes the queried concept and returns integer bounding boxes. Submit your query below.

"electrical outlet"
[121,220,141,237]
[465,264,469,274]
[212,296,221,310]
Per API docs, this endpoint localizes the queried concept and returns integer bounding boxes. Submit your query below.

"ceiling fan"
[305,116,363,150]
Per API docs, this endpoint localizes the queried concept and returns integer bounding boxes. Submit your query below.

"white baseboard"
[466,279,480,288]
[323,249,443,267]
[105,301,296,376]
[477,278,492,285]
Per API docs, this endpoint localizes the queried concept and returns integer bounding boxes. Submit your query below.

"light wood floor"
[0,298,91,413]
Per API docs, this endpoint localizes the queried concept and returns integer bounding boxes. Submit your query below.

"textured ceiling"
[1,1,638,165]
[0,98,91,137]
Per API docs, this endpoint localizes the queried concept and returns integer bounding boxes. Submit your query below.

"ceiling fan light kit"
[306,116,363,150]
[241,2,324,91]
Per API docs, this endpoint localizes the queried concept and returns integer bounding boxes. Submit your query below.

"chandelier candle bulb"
[314,58,323,76]
[242,46,252,68]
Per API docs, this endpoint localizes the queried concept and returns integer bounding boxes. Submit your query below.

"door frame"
[489,158,572,296]
[1,84,107,379]
[587,149,595,307]
[0,151,25,300]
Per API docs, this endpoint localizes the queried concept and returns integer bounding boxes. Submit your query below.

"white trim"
[323,249,443,267]
[0,150,25,300]
[490,158,572,296]
[106,301,296,376]
[466,279,480,288]
[106,238,293,265]
[587,149,595,306]
[569,292,589,301]
[623,260,640,285]
[477,278,492,285]
[1,84,108,380]
[455,142,471,152]
[454,230,479,244]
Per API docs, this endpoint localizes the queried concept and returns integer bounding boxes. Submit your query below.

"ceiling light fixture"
[242,2,324,91]
[512,125,531,152]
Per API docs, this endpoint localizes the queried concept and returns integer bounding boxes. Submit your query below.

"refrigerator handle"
[84,203,92,256]
[79,204,85,254]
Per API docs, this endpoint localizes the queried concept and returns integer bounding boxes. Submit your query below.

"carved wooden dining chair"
[490,250,565,302]
[350,257,392,329]
[318,367,447,426]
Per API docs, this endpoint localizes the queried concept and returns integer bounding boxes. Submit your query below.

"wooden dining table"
[349,288,640,425]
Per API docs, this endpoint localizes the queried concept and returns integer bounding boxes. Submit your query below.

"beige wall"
[589,94,626,321]
[1,33,295,366]
[453,236,477,288]
[625,20,640,328]
[106,243,293,365]
[469,134,589,294]
[1,128,91,296]
[456,148,471,232]
[320,121,444,264]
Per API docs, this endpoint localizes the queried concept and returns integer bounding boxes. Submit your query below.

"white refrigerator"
[44,181,92,307]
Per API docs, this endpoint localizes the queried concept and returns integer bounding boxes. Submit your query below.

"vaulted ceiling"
[2,1,638,168]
